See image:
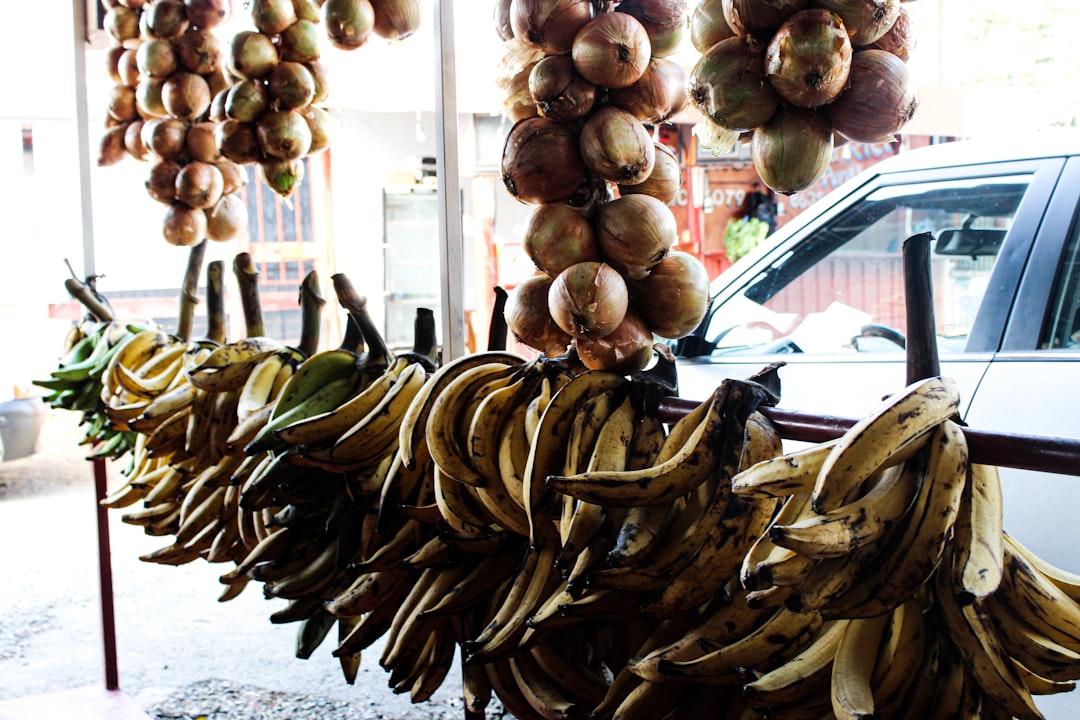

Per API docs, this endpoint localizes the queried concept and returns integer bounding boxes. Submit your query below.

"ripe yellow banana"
[742,619,848,709]
[830,612,889,720]
[951,462,1005,605]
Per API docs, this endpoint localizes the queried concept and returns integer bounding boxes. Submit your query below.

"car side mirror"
[935,227,1006,257]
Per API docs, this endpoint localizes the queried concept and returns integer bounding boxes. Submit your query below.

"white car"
[675,131,1080,715]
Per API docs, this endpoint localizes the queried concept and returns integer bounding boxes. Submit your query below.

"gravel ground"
[0,409,504,720]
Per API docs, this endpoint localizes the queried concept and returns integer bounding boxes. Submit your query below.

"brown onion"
[146,118,188,159]
[752,106,833,195]
[529,55,597,123]
[162,72,212,120]
[292,0,322,22]
[136,39,178,78]
[259,158,306,198]
[571,12,651,90]
[186,121,220,162]
[113,48,138,86]
[124,120,150,161]
[251,0,297,35]
[827,49,917,143]
[324,0,376,49]
[618,142,681,205]
[722,0,807,40]
[502,117,587,205]
[523,203,601,277]
[136,78,168,118]
[105,5,141,42]
[184,0,231,29]
[511,0,594,55]
[215,160,248,195]
[146,159,182,202]
[268,62,317,111]
[579,106,655,186]
[370,0,423,40]
[574,309,654,373]
[627,251,710,339]
[563,175,616,216]
[205,194,248,242]
[690,0,736,53]
[256,110,313,160]
[98,126,128,167]
[216,120,264,164]
[505,274,573,357]
[595,194,677,280]
[280,19,321,63]
[174,28,223,76]
[163,202,208,246]
[300,106,334,154]
[107,85,138,122]
[228,30,279,79]
[225,79,270,123]
[689,36,779,132]
[306,60,332,104]
[871,5,915,62]
[765,9,852,108]
[175,161,225,209]
[616,0,689,58]
[494,0,514,40]
[143,0,189,39]
[548,262,629,340]
[814,0,900,46]
[608,57,689,125]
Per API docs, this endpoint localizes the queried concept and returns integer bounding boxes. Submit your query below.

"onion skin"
[690,0,736,53]
[722,0,808,40]
[548,262,629,340]
[595,194,677,280]
[689,36,780,132]
[814,0,900,46]
[574,308,654,373]
[752,106,834,195]
[494,0,514,40]
[571,12,651,90]
[523,203,601,277]
[529,55,597,123]
[616,0,690,58]
[871,5,916,62]
[628,251,710,339]
[765,9,852,108]
[505,274,573,357]
[579,106,656,186]
[511,0,594,55]
[502,117,587,205]
[608,57,689,125]
[827,49,918,143]
[618,142,681,206]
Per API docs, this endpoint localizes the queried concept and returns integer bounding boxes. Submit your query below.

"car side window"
[1040,209,1080,349]
[707,175,1034,356]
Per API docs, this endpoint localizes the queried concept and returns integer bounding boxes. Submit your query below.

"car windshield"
[703,174,1033,356]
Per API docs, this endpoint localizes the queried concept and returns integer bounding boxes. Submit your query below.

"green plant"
[723,217,770,264]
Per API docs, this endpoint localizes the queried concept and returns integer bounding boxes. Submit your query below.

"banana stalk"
[298,270,325,357]
[64,275,115,322]
[206,260,227,345]
[233,252,265,339]
[176,240,207,343]
[902,231,940,384]
[332,272,392,368]
[488,286,509,352]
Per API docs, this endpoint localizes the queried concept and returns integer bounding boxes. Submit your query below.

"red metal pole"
[92,457,120,691]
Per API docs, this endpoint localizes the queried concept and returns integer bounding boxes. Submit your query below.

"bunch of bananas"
[77,280,1080,718]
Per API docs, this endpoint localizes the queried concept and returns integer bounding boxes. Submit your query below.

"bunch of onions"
[547,261,629,340]
[523,203,602,277]
[571,11,651,90]
[575,309,654,373]
[505,274,573,357]
[765,9,852,108]
[752,106,834,195]
[595,194,677,280]
[579,106,656,186]
[618,142,682,206]
[689,37,779,131]
[827,49,918,143]
[608,57,689,125]
[502,117,588,204]
[511,0,594,55]
[615,0,690,58]
[628,251,711,339]
[814,0,900,46]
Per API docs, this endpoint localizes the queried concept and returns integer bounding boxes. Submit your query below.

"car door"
[675,154,1065,428]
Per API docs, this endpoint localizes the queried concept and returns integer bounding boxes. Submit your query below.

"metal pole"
[92,458,121,691]
[433,0,466,361]
[72,0,97,279]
